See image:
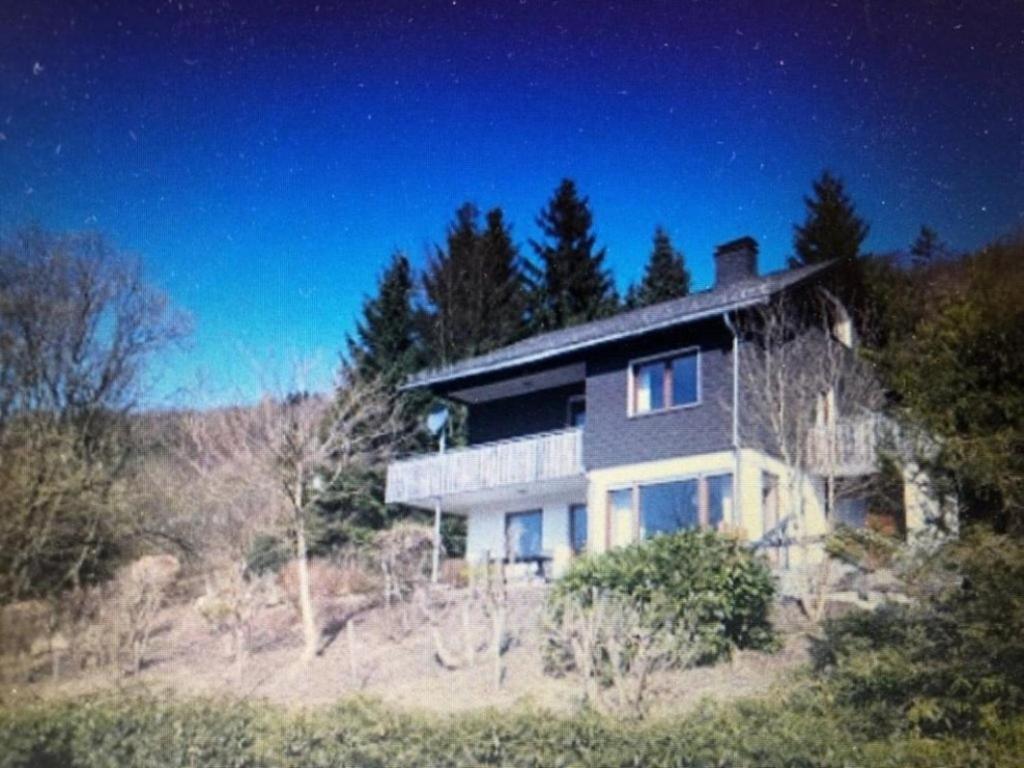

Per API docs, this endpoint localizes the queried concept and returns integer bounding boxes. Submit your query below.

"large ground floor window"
[607,472,734,545]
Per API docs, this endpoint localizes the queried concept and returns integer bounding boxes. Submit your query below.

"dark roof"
[405,261,832,390]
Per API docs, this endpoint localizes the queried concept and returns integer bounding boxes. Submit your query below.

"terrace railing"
[385,427,584,505]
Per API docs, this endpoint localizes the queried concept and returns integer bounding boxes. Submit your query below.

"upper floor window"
[630,348,699,415]
[567,395,586,428]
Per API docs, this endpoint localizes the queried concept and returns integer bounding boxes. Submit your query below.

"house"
[385,237,939,578]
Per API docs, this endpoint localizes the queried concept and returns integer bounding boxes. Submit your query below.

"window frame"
[568,503,588,555]
[566,394,587,428]
[504,509,544,562]
[626,345,701,417]
[605,470,735,546]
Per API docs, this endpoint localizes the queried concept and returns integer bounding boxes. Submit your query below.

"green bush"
[3,693,1022,768]
[245,534,291,577]
[824,523,901,571]
[814,530,1024,738]
[549,530,777,668]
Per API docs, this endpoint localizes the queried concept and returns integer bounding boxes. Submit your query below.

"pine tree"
[319,252,430,553]
[626,227,691,309]
[910,225,946,268]
[529,179,617,330]
[347,251,423,387]
[478,208,529,348]
[792,170,870,314]
[422,203,529,363]
[793,170,869,266]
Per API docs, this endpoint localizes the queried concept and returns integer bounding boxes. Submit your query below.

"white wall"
[465,501,574,575]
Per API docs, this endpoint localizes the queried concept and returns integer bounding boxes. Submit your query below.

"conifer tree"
[317,252,430,552]
[529,179,617,330]
[422,203,528,363]
[792,170,870,314]
[478,208,529,348]
[625,227,691,309]
[910,225,946,268]
[346,251,423,388]
[793,170,869,266]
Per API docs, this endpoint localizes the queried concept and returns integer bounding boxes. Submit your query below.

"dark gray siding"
[583,318,734,469]
[467,382,584,445]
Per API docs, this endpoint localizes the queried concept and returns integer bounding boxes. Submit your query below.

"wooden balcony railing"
[385,427,585,506]
[806,414,889,477]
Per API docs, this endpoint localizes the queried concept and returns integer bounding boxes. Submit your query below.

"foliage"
[346,251,424,390]
[824,524,900,572]
[245,534,291,577]
[791,170,869,316]
[422,203,529,364]
[909,224,948,267]
[548,531,776,670]
[3,693,1023,768]
[625,227,691,308]
[548,588,688,717]
[814,530,1024,738]
[0,227,188,605]
[528,178,618,330]
[868,233,1024,531]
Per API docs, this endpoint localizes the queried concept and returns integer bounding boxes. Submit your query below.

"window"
[609,473,735,544]
[706,474,734,530]
[505,510,542,561]
[607,488,634,548]
[569,503,587,554]
[631,349,698,414]
[640,479,699,537]
[567,395,586,428]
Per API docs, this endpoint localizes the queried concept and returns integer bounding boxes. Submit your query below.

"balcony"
[385,427,585,509]
[806,414,890,477]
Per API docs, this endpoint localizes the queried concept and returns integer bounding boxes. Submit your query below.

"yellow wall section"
[587,451,734,554]
[585,449,829,555]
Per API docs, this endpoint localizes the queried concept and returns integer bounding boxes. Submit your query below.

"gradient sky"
[1,1,1021,406]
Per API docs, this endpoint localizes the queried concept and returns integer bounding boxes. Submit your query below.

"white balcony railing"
[806,415,889,477]
[385,427,585,506]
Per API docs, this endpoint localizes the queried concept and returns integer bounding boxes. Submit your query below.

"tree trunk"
[293,477,319,663]
[295,520,319,663]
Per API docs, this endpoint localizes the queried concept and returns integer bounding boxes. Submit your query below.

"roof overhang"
[403,260,833,393]
[403,296,764,392]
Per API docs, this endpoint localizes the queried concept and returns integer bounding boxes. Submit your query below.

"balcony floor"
[406,474,587,514]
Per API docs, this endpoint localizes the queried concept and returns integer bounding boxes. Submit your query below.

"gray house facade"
[386,238,898,575]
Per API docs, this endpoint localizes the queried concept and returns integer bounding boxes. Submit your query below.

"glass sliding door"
[505,509,543,561]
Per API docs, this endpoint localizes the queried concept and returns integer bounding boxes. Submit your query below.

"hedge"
[2,693,1021,768]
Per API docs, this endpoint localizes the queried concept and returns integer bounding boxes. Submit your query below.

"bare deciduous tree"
[157,365,404,665]
[549,589,692,718]
[739,291,883,525]
[0,227,188,607]
[424,559,511,691]
[738,290,884,608]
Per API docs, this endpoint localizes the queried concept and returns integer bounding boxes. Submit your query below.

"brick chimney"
[714,236,759,288]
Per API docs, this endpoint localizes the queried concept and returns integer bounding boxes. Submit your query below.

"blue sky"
[1,1,1021,405]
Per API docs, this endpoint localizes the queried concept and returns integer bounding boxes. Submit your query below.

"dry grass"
[2,584,812,716]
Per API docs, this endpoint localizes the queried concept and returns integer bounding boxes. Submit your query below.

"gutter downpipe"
[722,311,742,529]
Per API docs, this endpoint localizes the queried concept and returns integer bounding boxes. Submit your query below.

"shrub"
[814,529,1024,738]
[824,523,900,571]
[548,530,776,672]
[245,534,290,577]
[2,693,1024,768]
